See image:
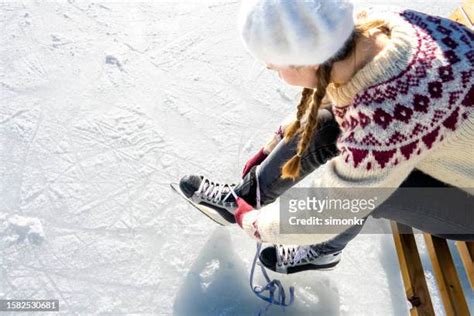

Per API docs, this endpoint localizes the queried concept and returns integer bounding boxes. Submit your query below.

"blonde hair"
[281,19,390,180]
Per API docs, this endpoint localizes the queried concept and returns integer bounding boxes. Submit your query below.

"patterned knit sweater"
[240,9,474,245]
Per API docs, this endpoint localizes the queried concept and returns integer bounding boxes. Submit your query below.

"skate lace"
[249,165,294,314]
[276,245,320,267]
[196,176,236,205]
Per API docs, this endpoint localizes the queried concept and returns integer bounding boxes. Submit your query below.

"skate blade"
[170,183,232,226]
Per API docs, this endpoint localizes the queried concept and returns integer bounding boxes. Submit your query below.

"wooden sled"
[392,222,473,315]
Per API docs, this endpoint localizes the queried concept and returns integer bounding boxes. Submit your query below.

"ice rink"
[1,1,471,314]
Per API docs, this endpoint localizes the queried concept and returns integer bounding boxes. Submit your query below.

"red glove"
[242,147,268,179]
[241,126,285,178]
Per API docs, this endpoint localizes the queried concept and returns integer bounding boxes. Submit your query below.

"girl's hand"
[242,126,285,178]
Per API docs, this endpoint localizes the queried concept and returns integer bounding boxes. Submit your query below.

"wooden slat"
[391,222,435,315]
[450,1,474,29]
[423,234,469,316]
[456,241,474,290]
[467,241,474,258]
[450,7,471,27]
[462,0,474,26]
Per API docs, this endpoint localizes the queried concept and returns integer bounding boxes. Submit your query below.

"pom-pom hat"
[237,0,355,67]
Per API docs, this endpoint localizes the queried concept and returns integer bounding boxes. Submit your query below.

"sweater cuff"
[240,211,262,241]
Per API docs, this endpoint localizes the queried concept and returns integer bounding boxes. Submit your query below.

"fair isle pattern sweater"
[240,10,474,245]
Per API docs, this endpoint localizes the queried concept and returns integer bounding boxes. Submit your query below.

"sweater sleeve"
[238,140,427,245]
[238,96,445,245]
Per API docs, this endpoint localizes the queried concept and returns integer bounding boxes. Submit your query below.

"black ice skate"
[172,167,259,226]
[259,244,342,274]
[171,175,237,225]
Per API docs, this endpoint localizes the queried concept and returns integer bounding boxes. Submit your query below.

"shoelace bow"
[276,245,320,267]
[196,177,236,205]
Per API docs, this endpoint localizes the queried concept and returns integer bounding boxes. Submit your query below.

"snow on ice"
[1,214,45,245]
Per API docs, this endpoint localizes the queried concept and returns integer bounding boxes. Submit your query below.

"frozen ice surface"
[0,0,469,315]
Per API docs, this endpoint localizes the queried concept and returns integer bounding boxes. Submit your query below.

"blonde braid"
[281,64,333,180]
[283,88,314,142]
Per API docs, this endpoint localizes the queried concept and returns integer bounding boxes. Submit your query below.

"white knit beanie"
[237,0,355,66]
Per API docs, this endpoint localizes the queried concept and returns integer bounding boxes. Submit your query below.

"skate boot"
[177,166,259,225]
[259,244,342,274]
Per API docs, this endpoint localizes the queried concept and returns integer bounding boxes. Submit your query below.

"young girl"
[178,0,474,274]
